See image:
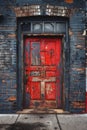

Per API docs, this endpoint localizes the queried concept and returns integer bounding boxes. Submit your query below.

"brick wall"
[69,9,86,113]
[0,2,17,113]
[0,0,86,113]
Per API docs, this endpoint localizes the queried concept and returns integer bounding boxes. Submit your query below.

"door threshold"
[17,109,69,114]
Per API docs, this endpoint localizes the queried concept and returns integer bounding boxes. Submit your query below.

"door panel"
[31,42,40,65]
[24,38,62,109]
[30,82,40,100]
[45,82,56,100]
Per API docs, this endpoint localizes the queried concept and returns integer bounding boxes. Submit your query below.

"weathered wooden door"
[24,38,62,109]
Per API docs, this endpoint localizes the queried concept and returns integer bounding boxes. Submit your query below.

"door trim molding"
[17,16,70,111]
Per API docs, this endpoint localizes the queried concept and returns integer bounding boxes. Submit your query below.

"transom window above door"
[21,21,66,34]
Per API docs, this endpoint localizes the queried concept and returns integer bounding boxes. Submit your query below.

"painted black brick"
[0,1,86,113]
[0,4,17,113]
[69,9,86,113]
[16,0,85,8]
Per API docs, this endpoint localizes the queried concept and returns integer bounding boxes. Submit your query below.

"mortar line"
[55,114,62,130]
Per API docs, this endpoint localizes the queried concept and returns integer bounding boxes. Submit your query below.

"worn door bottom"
[17,109,69,114]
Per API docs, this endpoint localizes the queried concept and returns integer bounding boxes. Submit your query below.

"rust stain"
[72,102,85,109]
[76,45,84,49]
[65,0,73,4]
[2,80,6,83]
[8,34,16,38]
[72,68,85,72]
[69,28,73,36]
[7,96,16,101]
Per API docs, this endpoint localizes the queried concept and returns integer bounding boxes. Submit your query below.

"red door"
[24,38,62,109]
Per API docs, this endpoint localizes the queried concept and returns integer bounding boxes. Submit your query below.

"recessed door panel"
[30,82,41,100]
[45,82,56,100]
[24,38,62,109]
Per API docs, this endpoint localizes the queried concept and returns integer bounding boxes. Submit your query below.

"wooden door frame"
[17,16,70,112]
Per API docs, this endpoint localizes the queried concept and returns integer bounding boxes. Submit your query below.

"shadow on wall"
[0,123,48,130]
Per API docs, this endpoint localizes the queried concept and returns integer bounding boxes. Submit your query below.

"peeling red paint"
[24,38,62,108]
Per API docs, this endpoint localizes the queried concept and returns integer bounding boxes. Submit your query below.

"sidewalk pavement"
[0,114,87,130]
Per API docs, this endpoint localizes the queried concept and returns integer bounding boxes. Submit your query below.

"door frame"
[17,16,70,112]
[24,37,63,109]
